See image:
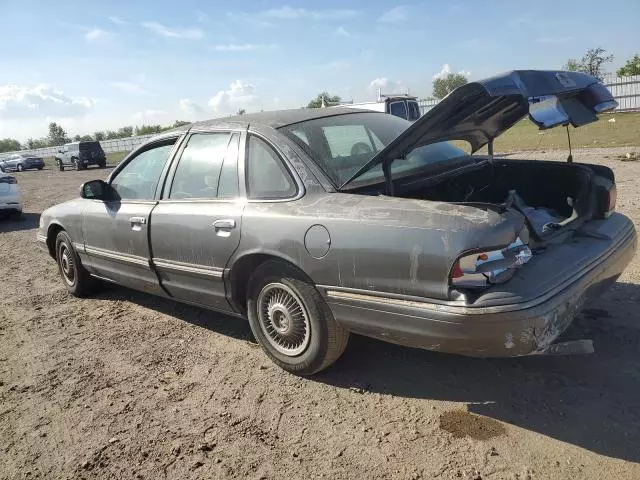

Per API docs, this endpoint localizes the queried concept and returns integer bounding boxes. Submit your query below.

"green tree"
[93,131,105,141]
[26,138,47,149]
[172,120,191,128]
[117,126,133,138]
[563,47,613,80]
[47,122,70,146]
[80,135,93,141]
[236,108,246,115]
[617,54,640,77]
[0,138,22,153]
[307,92,341,108]
[432,73,468,99]
[73,134,82,142]
[134,124,163,136]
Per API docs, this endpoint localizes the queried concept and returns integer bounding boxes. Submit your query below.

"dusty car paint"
[37,71,636,360]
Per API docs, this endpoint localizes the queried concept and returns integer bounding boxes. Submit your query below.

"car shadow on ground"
[317,281,640,463]
[0,212,40,233]
[92,281,640,463]
[93,285,254,343]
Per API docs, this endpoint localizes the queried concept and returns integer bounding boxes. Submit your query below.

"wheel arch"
[46,222,66,259]
[227,251,313,314]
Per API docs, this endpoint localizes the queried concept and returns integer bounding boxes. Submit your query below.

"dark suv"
[54,141,107,171]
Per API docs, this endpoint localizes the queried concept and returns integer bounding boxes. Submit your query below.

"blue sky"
[1,0,639,140]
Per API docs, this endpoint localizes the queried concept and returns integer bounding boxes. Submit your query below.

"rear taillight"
[450,237,532,289]
[0,176,17,184]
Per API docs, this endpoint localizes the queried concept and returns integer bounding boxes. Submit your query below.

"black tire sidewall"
[247,263,333,375]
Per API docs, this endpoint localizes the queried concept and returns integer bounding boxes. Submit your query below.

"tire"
[57,160,64,172]
[99,162,106,169]
[17,164,23,172]
[72,158,81,171]
[247,260,349,375]
[37,166,43,170]
[55,231,97,297]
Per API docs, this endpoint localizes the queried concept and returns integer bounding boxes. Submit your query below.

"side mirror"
[80,179,114,200]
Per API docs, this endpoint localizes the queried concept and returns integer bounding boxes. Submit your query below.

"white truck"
[337,93,422,122]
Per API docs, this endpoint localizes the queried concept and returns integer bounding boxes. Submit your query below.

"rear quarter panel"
[236,192,522,301]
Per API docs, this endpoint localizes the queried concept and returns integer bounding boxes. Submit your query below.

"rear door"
[81,137,179,294]
[150,130,244,311]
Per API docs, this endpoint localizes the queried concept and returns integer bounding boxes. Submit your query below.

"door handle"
[130,216,147,231]
[213,219,235,229]
[213,219,236,237]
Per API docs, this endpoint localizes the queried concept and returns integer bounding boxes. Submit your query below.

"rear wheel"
[99,162,106,169]
[247,260,349,375]
[57,160,64,172]
[37,166,43,170]
[72,158,81,171]
[55,231,97,297]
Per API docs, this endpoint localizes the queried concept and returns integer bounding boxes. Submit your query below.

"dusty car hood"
[341,70,617,189]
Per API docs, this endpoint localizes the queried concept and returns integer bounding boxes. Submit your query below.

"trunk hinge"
[566,125,573,163]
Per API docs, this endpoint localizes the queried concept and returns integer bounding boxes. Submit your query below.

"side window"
[389,101,408,120]
[110,141,175,200]
[246,136,297,199]
[169,133,231,199]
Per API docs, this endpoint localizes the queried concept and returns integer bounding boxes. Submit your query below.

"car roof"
[190,107,377,130]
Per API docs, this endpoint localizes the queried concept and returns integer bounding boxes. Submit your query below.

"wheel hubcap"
[257,283,311,356]
[59,245,75,286]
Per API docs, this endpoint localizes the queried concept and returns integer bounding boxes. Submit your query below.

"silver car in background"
[0,172,22,218]
[0,153,45,172]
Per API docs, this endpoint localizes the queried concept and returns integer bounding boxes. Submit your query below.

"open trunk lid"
[340,70,617,189]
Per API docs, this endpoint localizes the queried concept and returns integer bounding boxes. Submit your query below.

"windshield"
[280,112,468,187]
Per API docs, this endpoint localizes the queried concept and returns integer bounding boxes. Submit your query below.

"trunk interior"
[395,159,611,242]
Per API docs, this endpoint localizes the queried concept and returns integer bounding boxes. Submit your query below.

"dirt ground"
[1,147,639,480]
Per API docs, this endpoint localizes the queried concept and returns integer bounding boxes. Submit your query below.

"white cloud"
[368,77,407,94]
[110,81,149,95]
[208,80,256,113]
[433,64,470,79]
[85,28,111,42]
[334,26,352,37]
[179,98,204,117]
[0,84,92,119]
[132,109,166,121]
[260,6,357,20]
[212,43,274,52]
[378,6,411,23]
[108,16,126,25]
[142,22,204,39]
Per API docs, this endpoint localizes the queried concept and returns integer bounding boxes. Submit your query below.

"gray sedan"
[37,70,636,374]
[0,153,45,172]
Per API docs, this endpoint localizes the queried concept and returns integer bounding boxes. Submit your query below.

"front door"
[82,138,178,294]
[150,131,244,311]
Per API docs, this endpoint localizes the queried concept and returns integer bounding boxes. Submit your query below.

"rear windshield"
[79,142,103,152]
[280,112,468,187]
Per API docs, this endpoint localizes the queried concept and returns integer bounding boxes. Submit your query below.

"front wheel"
[57,160,64,171]
[17,164,23,172]
[247,260,349,375]
[37,166,43,170]
[55,231,97,297]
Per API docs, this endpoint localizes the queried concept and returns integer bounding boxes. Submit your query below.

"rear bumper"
[323,216,637,357]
